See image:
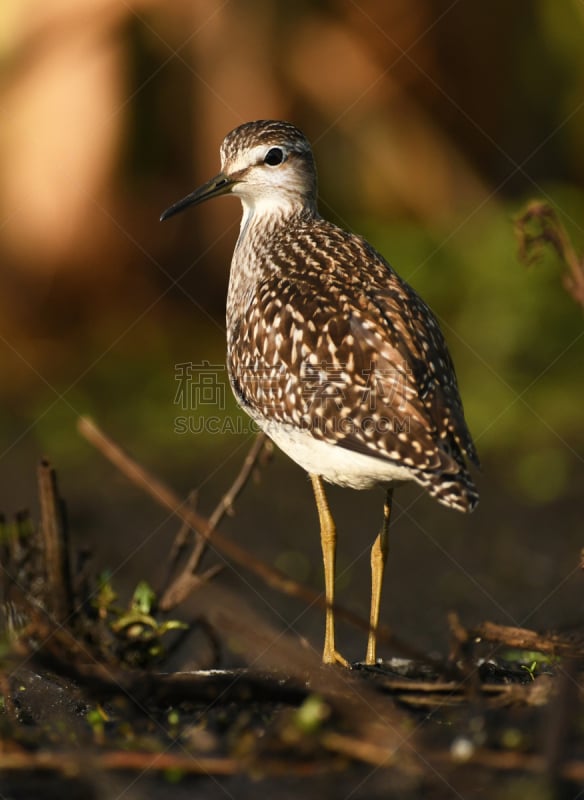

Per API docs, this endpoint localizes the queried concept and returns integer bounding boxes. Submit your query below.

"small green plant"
[86,704,109,745]
[520,661,538,681]
[501,648,557,680]
[94,571,119,619]
[91,576,188,668]
[294,694,330,735]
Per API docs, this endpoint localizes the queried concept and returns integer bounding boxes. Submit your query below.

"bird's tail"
[415,468,479,513]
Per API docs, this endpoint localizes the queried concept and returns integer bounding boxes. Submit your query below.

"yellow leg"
[310,474,349,667]
[366,488,392,665]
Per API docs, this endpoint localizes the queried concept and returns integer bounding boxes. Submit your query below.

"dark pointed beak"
[160,172,234,222]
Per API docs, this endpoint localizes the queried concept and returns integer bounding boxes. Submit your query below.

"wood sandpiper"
[161,120,479,667]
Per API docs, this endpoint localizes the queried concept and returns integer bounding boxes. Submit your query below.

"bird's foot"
[322,646,351,668]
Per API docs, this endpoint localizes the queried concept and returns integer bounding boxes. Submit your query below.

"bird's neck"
[238,193,316,239]
[233,194,315,271]
[226,196,315,330]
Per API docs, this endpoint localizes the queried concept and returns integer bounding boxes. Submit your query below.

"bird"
[161,120,479,667]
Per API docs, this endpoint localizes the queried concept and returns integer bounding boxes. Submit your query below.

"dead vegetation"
[1,423,584,799]
[515,200,584,312]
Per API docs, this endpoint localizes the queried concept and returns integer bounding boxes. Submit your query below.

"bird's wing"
[228,218,478,478]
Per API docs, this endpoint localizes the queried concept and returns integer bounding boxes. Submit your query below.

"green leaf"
[131,581,157,615]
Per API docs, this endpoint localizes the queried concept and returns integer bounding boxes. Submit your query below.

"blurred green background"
[0,0,582,662]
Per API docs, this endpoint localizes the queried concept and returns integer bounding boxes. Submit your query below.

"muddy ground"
[1,430,583,800]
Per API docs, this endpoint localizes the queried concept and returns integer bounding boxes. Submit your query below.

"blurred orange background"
[1,0,582,662]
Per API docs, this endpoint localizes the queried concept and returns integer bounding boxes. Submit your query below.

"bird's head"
[160,120,318,223]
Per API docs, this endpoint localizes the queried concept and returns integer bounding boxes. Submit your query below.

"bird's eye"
[264,147,285,166]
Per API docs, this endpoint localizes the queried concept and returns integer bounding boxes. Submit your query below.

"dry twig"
[161,433,269,609]
[471,620,584,658]
[0,750,239,777]
[515,200,584,309]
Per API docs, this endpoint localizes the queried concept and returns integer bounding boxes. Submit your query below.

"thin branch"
[7,740,584,783]
[0,750,239,777]
[160,489,215,604]
[167,489,200,566]
[515,200,584,309]
[471,620,584,658]
[161,433,269,609]
[209,432,269,529]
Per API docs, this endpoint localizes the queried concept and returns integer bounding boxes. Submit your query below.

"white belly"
[258,418,414,490]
